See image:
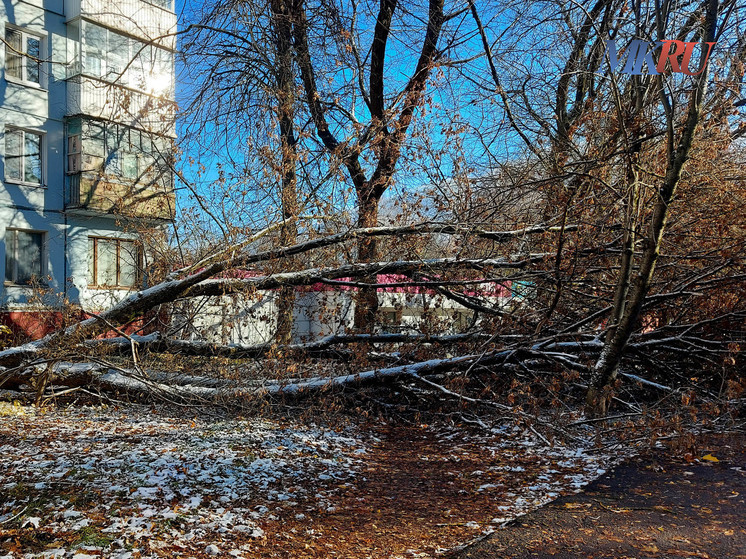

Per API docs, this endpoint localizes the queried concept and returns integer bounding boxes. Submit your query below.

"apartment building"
[0,0,175,337]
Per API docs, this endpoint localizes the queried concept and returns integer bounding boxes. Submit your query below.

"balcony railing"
[67,173,175,220]
[66,76,175,135]
[65,0,176,49]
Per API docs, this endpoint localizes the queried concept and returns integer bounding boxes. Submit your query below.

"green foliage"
[73,526,113,548]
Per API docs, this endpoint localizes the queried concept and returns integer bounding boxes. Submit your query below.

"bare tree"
[287,0,452,330]
[179,0,317,343]
[466,0,745,413]
[0,0,743,417]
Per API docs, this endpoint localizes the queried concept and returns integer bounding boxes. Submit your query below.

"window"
[107,32,129,80]
[66,20,81,77]
[84,121,105,158]
[88,237,140,288]
[4,229,43,285]
[147,0,173,10]
[5,128,43,185]
[81,22,173,96]
[379,309,402,333]
[5,28,42,85]
[83,23,106,78]
[120,152,139,179]
[67,119,172,184]
[104,123,141,179]
[82,122,165,180]
[67,132,81,174]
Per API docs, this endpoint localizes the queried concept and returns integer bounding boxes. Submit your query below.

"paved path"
[450,433,746,559]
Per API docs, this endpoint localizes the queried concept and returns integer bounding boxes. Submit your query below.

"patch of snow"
[21,516,41,528]
[0,404,367,558]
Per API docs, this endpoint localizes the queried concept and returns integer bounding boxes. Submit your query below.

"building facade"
[0,0,175,337]
[176,277,513,345]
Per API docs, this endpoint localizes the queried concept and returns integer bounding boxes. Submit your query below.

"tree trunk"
[587,0,718,415]
[353,190,381,332]
[272,0,299,345]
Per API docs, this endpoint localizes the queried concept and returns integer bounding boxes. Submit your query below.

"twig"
[41,386,82,407]
[459,414,490,429]
[528,423,552,446]
[409,372,578,441]
[0,506,28,525]
[569,412,643,426]
[620,372,673,392]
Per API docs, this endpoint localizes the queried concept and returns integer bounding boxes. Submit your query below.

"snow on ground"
[0,405,627,558]
[432,423,625,528]
[0,405,366,558]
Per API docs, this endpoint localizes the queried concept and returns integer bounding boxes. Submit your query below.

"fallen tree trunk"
[3,352,514,400]
[0,209,739,412]
[1,322,738,407]
[171,222,577,280]
[182,254,549,297]
[0,251,546,371]
[84,332,492,358]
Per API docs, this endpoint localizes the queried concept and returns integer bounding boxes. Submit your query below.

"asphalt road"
[449,433,746,559]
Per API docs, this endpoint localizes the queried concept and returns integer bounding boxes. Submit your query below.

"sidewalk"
[450,433,746,559]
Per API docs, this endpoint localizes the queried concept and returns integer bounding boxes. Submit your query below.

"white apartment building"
[0,0,175,337]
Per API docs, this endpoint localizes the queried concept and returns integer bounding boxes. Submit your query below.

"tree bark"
[353,190,381,332]
[271,0,299,345]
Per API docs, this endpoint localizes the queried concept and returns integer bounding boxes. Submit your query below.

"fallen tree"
[0,223,549,369]
[0,207,742,415]
[2,301,740,416]
[83,331,493,359]
[3,0,743,424]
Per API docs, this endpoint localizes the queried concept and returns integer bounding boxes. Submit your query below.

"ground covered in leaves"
[451,433,746,558]
[1,403,628,558]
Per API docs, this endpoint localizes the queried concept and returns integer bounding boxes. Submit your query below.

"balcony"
[66,76,175,135]
[67,173,175,220]
[65,0,176,49]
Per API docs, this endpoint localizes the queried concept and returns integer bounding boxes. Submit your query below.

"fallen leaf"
[701,454,719,462]
[563,502,590,509]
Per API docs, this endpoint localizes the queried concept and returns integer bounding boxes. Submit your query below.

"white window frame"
[4,228,45,286]
[4,127,45,187]
[80,21,173,96]
[88,236,141,289]
[144,0,174,11]
[82,22,132,85]
[4,26,46,88]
